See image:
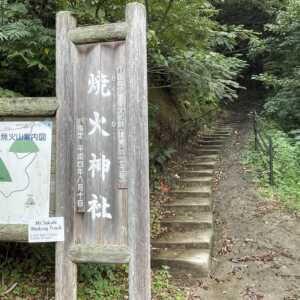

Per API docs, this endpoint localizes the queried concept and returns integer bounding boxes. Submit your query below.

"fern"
[0,1,55,96]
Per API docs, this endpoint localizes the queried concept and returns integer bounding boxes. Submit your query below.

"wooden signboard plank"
[69,244,130,264]
[0,224,27,241]
[69,22,128,45]
[72,41,128,247]
[0,97,58,117]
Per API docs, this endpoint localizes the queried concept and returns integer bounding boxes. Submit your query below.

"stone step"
[215,126,232,130]
[226,119,240,122]
[152,229,213,249]
[192,154,218,162]
[200,136,227,142]
[195,149,220,155]
[197,144,223,149]
[210,131,231,138]
[169,186,212,198]
[213,124,232,128]
[185,161,217,170]
[180,176,213,187]
[193,144,224,151]
[161,212,213,230]
[191,150,219,157]
[152,249,210,277]
[216,125,232,128]
[198,140,223,146]
[202,133,230,138]
[227,122,240,125]
[162,197,212,213]
[180,169,214,177]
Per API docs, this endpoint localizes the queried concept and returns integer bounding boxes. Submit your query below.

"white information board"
[28,217,64,243]
[0,121,52,224]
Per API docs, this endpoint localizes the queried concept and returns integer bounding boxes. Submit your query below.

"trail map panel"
[0,121,52,224]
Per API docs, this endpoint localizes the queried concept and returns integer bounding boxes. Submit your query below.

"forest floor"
[173,111,300,300]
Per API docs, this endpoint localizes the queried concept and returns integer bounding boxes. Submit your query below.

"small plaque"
[28,217,64,243]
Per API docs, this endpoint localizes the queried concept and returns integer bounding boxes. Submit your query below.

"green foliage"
[251,0,300,129]
[146,0,248,109]
[79,264,187,300]
[289,129,300,145]
[0,86,21,97]
[56,0,248,111]
[0,243,187,299]
[152,266,186,300]
[244,119,300,210]
[0,0,249,129]
[0,1,55,96]
[78,264,127,299]
[0,244,54,299]
[162,50,246,105]
[150,146,176,170]
[215,0,284,30]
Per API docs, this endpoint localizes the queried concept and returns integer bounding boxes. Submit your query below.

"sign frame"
[0,3,150,300]
[55,3,150,300]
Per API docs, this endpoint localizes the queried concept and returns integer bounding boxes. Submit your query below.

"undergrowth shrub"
[244,119,300,210]
[78,264,127,299]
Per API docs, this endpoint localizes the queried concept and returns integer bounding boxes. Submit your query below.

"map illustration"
[0,121,52,224]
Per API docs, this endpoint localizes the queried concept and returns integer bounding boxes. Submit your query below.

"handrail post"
[269,136,274,185]
[253,111,258,151]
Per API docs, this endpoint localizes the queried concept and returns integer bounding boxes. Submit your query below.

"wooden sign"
[72,41,128,245]
[0,3,149,299]
[56,3,150,300]
[0,120,52,224]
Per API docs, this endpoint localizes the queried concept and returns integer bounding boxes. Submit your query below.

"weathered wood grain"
[0,97,58,116]
[69,244,130,264]
[55,11,77,300]
[0,225,27,242]
[69,22,127,45]
[72,39,128,250]
[126,3,151,300]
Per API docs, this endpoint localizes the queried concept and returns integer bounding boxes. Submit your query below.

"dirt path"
[188,115,300,300]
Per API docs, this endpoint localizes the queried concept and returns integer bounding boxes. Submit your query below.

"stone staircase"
[151,122,235,277]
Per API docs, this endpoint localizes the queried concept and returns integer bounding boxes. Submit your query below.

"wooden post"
[126,3,151,300]
[55,11,77,300]
[269,136,274,186]
[253,112,258,151]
